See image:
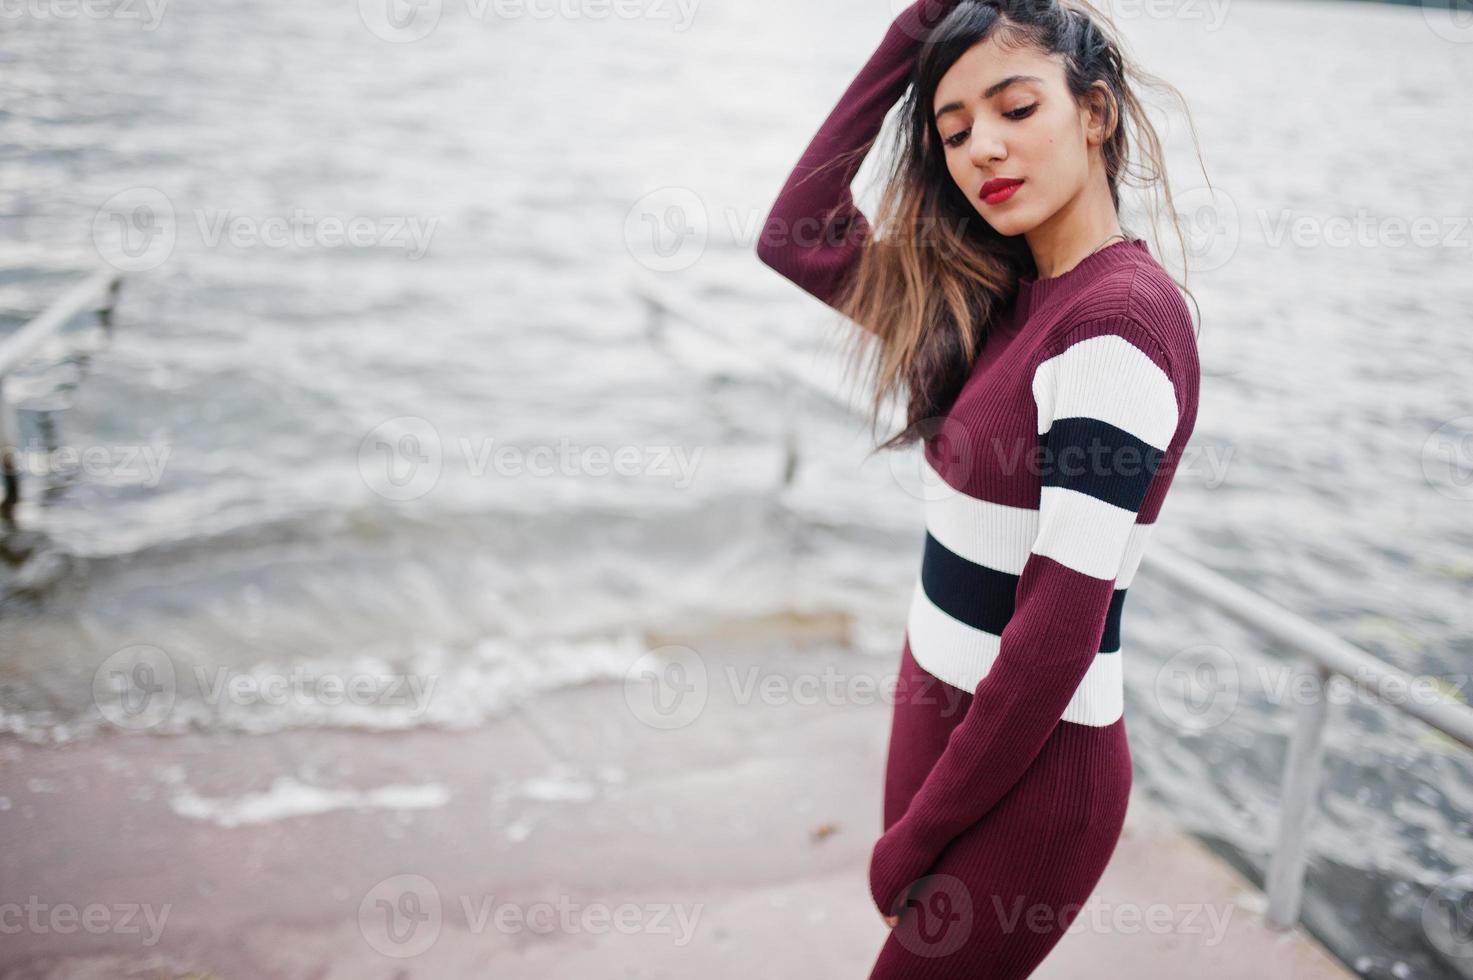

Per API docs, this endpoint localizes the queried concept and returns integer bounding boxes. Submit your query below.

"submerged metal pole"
[0,267,123,522]
[0,376,17,524]
[1264,656,1332,930]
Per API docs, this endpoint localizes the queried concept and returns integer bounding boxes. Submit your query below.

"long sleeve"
[754,0,961,312]
[868,313,1186,918]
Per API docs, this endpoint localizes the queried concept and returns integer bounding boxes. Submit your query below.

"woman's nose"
[968,131,1006,166]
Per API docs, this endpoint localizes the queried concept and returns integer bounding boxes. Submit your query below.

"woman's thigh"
[866,645,1131,972]
[869,716,1133,979]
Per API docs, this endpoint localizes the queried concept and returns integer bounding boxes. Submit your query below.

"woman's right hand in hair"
[887,1,969,44]
[899,0,968,34]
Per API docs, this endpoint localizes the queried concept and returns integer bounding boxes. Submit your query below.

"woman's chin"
[971,205,1034,239]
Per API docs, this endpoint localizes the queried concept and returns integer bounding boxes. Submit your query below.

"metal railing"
[1144,547,1473,927]
[0,267,123,521]
[633,269,1473,932]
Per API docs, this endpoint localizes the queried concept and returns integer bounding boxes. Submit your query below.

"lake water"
[1,0,1470,976]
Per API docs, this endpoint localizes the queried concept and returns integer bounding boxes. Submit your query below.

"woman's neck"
[1023,189,1124,279]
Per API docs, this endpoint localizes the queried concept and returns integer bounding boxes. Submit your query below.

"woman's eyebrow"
[934,75,1045,121]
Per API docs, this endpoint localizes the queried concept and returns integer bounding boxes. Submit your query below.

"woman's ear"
[1083,81,1117,147]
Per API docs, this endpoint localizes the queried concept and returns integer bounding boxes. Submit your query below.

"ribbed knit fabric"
[756,4,1201,976]
[864,246,1199,978]
[754,0,965,312]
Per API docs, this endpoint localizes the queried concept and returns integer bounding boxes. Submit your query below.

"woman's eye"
[944,103,1037,148]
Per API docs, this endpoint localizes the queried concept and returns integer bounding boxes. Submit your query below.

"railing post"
[102,273,122,325]
[0,268,123,526]
[1265,655,1333,929]
[0,376,17,523]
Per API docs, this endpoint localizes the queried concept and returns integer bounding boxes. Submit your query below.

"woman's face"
[932,35,1107,239]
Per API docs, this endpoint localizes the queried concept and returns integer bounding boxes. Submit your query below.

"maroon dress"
[756,3,1201,976]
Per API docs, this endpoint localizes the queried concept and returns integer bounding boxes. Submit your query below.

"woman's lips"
[979,178,1023,204]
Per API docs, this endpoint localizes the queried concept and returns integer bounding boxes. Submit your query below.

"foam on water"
[162,772,452,829]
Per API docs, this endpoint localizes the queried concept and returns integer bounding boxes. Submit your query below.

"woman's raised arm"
[755,1,962,313]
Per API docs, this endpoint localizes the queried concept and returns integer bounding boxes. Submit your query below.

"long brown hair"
[824,0,1206,455]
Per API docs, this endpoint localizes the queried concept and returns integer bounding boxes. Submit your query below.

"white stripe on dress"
[905,578,1125,727]
[1031,333,1179,447]
[919,454,1155,587]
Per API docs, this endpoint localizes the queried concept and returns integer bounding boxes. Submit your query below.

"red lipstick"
[979,178,1023,205]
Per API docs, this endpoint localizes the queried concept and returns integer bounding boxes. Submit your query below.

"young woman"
[756,0,1203,976]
